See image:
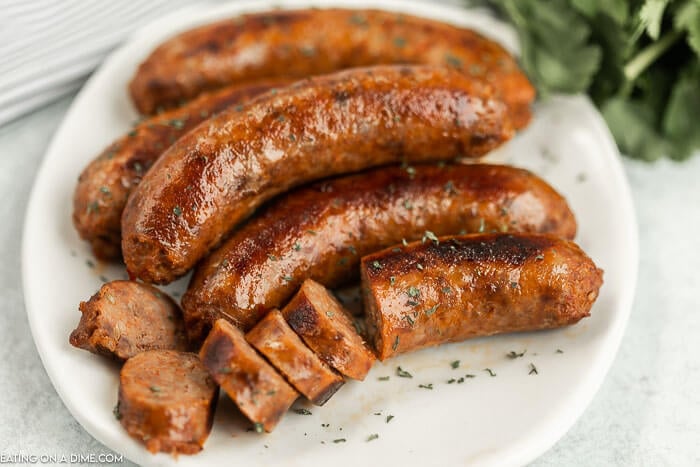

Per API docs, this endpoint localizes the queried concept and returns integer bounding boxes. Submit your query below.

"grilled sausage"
[182,163,576,338]
[74,80,286,260]
[199,319,298,432]
[282,280,375,381]
[117,350,218,454]
[69,281,188,361]
[246,309,344,405]
[129,8,534,127]
[122,65,514,284]
[360,234,604,360]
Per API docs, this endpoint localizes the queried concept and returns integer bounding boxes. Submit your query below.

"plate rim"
[21,1,639,466]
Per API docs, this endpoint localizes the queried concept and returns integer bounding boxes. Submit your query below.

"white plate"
[22,1,638,466]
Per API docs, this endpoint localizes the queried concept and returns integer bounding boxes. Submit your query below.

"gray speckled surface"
[2,94,700,467]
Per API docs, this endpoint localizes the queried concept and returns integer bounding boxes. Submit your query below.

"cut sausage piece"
[122,65,514,284]
[128,8,534,128]
[73,79,286,260]
[117,350,218,455]
[282,280,375,381]
[360,234,604,360]
[246,310,344,406]
[199,319,298,432]
[182,163,576,339]
[69,281,188,361]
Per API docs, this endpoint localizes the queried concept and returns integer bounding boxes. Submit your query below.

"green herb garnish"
[396,366,412,378]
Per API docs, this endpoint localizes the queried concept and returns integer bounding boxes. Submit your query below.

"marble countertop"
[1,94,698,466]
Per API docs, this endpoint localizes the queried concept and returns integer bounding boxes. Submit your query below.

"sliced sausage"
[117,350,218,455]
[282,280,375,381]
[74,79,286,260]
[199,319,298,432]
[122,65,514,284]
[182,163,576,339]
[360,234,604,360]
[245,309,344,406]
[129,8,534,128]
[69,280,188,361]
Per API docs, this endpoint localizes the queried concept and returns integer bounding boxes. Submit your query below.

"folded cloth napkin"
[0,0,198,127]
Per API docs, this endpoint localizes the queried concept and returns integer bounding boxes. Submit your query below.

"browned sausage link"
[69,280,189,361]
[361,233,604,360]
[245,309,344,405]
[199,319,298,432]
[117,350,218,455]
[73,79,288,261]
[182,163,576,337]
[122,65,513,284]
[129,8,534,127]
[282,280,376,381]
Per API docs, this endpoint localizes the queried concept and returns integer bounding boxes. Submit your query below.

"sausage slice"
[282,280,376,381]
[117,350,218,455]
[199,319,298,432]
[69,281,188,361]
[246,310,344,405]
[361,234,604,360]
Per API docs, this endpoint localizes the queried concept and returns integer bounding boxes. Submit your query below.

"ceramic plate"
[22,0,638,465]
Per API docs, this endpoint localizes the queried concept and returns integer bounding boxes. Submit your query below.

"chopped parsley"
[254,422,264,433]
[377,376,390,381]
[450,360,460,369]
[366,433,379,442]
[418,383,433,390]
[386,415,394,423]
[484,368,497,377]
[556,349,564,354]
[422,230,439,244]
[173,205,182,217]
[407,286,420,298]
[507,350,526,359]
[396,366,412,378]
[392,336,400,351]
[333,438,346,444]
[149,386,161,393]
[294,408,313,415]
[529,363,538,375]
[424,303,440,316]
[371,260,382,270]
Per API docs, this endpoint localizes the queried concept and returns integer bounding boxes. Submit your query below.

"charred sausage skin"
[360,234,603,360]
[199,319,298,432]
[245,309,344,405]
[69,280,188,361]
[117,350,218,455]
[129,8,534,127]
[182,163,576,338]
[73,79,286,260]
[122,65,513,284]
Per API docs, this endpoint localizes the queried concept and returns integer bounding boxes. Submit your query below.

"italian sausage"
[182,163,576,338]
[129,8,534,128]
[246,309,344,406]
[117,350,218,455]
[199,319,298,432]
[74,79,286,260]
[360,234,604,360]
[69,280,188,361]
[282,280,376,381]
[122,65,514,284]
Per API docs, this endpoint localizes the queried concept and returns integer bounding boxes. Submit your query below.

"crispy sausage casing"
[360,234,603,360]
[122,65,513,284]
[129,8,534,127]
[73,80,285,260]
[182,163,576,338]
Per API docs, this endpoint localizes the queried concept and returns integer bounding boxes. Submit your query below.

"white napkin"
[0,0,198,127]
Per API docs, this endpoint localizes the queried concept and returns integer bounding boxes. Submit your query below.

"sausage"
[245,309,344,405]
[122,65,514,284]
[129,8,534,128]
[360,233,604,360]
[117,350,218,455]
[282,280,376,381]
[182,163,576,338]
[199,319,298,432]
[73,79,287,261]
[69,281,188,361]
